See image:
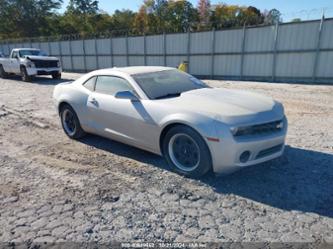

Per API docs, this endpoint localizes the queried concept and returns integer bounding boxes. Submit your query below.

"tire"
[0,65,7,78]
[20,66,31,82]
[52,72,61,80]
[60,104,86,139]
[162,125,212,178]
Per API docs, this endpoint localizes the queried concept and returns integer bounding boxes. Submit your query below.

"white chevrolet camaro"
[53,67,287,178]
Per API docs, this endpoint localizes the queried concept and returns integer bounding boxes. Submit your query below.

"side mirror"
[115,91,139,102]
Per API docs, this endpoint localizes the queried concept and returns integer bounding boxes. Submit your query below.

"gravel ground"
[0,73,332,245]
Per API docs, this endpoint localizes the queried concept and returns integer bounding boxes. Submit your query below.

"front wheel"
[52,72,61,80]
[60,104,86,139]
[163,125,212,178]
[21,66,31,82]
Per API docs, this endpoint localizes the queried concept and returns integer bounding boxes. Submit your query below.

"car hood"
[159,88,283,123]
[25,55,59,61]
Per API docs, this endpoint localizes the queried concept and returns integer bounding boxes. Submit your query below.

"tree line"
[0,0,283,40]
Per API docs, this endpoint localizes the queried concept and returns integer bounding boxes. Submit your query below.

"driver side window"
[95,76,134,96]
[12,51,18,58]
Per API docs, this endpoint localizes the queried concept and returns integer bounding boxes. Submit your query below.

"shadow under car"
[79,134,333,218]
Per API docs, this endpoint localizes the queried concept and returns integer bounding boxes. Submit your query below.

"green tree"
[0,0,63,39]
[165,0,198,32]
[111,9,136,35]
[291,18,301,23]
[66,0,98,14]
[264,9,282,25]
[0,0,283,40]
[60,0,114,37]
[148,0,169,32]
[211,4,265,29]
[243,6,264,26]
[211,4,241,29]
[0,0,11,39]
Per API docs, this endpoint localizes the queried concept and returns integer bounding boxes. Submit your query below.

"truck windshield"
[19,50,47,57]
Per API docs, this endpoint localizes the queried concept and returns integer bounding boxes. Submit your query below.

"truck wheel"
[0,65,7,78]
[21,66,31,82]
[52,72,61,80]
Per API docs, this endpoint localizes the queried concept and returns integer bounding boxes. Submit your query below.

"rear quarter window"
[83,77,96,91]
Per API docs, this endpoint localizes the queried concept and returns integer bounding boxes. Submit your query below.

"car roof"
[93,66,175,76]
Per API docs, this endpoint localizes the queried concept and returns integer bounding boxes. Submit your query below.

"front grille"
[31,59,58,68]
[256,144,283,159]
[234,120,283,137]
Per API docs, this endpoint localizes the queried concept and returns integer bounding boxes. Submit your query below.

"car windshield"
[19,50,47,57]
[132,69,209,100]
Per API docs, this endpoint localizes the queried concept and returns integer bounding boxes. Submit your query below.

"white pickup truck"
[0,48,62,82]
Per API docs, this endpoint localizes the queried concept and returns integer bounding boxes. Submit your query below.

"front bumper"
[210,118,288,174]
[26,67,62,76]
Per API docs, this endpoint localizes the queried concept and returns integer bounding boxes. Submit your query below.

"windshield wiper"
[154,93,181,100]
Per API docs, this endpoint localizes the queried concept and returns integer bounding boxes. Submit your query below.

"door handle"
[89,98,98,105]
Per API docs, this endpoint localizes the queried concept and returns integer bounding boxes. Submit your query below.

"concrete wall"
[1,18,332,83]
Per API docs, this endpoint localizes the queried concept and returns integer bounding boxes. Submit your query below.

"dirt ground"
[0,73,332,245]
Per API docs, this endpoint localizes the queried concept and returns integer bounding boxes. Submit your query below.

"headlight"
[230,126,250,136]
[26,61,35,68]
[57,61,61,67]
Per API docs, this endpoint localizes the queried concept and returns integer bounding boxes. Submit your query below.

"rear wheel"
[20,66,31,82]
[52,72,61,80]
[163,125,212,178]
[0,65,7,78]
[60,104,86,139]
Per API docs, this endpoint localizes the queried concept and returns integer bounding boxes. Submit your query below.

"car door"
[86,75,159,151]
[10,51,20,74]
[2,51,14,73]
